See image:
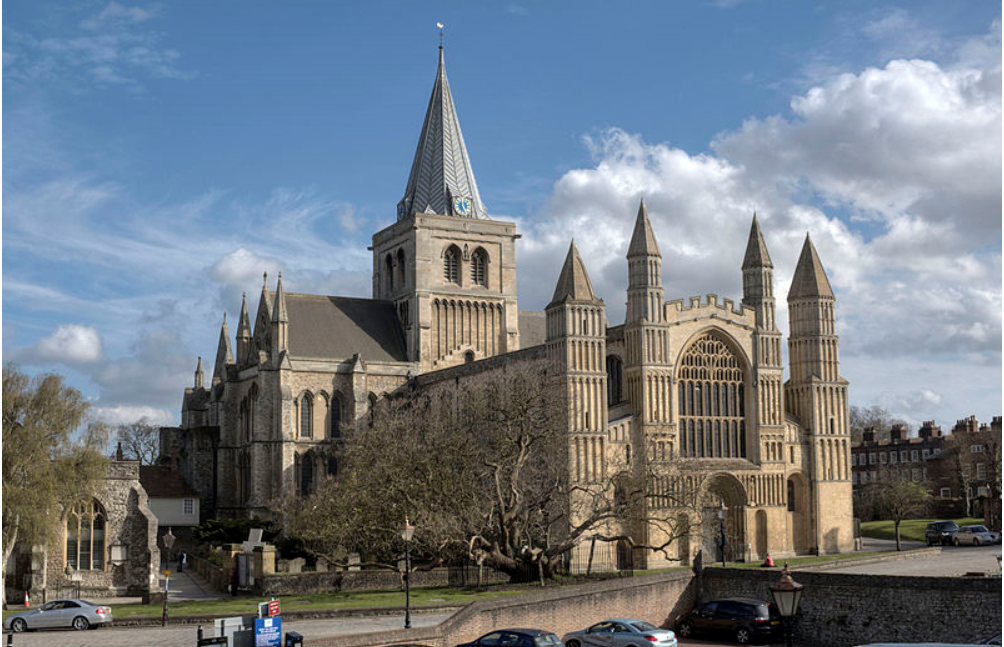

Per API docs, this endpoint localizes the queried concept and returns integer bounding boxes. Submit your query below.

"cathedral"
[169,45,854,565]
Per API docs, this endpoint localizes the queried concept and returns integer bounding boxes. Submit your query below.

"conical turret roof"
[742,213,773,270]
[788,234,834,299]
[549,241,599,306]
[397,46,487,220]
[271,273,289,323]
[627,199,661,258]
[237,292,252,339]
[213,315,234,380]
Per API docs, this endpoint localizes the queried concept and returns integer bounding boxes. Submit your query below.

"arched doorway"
[787,473,809,554]
[702,473,748,563]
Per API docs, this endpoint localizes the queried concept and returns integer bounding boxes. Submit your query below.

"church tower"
[742,215,785,465]
[371,45,520,371]
[785,234,852,553]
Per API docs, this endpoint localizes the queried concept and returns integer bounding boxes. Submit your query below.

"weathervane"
[437,21,444,47]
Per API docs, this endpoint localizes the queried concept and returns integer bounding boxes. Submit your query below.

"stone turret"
[626,200,663,324]
[236,292,252,366]
[212,315,234,386]
[271,273,289,359]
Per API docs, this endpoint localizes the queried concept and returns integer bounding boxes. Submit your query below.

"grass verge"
[859,517,983,542]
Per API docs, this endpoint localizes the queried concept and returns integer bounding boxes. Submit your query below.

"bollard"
[198,625,204,641]
[8,631,14,646]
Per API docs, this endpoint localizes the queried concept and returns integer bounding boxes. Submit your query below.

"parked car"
[456,629,563,647]
[953,525,1001,546]
[925,520,960,546]
[3,599,113,632]
[562,618,677,647]
[675,598,781,644]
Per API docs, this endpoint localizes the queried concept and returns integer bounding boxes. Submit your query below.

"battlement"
[664,293,755,327]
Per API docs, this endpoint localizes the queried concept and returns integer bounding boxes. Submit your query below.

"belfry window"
[677,331,747,458]
[299,394,313,438]
[444,246,460,284]
[66,500,105,571]
[385,254,394,293]
[471,248,488,287]
[397,249,406,287]
[606,355,623,405]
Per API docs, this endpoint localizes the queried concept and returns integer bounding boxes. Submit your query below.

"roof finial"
[263,271,268,288]
[437,21,444,49]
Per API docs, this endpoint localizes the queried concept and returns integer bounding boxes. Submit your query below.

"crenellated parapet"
[664,294,756,328]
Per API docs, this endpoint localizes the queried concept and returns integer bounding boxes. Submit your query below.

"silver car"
[953,525,1001,546]
[562,619,678,647]
[3,599,113,632]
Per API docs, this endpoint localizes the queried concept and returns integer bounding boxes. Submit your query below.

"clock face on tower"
[453,196,472,217]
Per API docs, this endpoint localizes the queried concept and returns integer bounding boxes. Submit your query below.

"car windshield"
[969,526,989,533]
[534,635,561,647]
[631,621,659,632]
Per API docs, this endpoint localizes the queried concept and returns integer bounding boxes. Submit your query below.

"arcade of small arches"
[443,244,490,288]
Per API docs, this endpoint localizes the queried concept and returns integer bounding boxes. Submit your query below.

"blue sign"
[254,616,282,647]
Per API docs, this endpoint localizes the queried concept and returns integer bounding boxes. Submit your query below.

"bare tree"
[2,365,109,609]
[115,418,160,465]
[849,405,907,443]
[863,470,931,550]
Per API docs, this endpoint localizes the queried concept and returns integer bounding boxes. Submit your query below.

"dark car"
[925,520,960,546]
[675,598,781,644]
[456,629,563,647]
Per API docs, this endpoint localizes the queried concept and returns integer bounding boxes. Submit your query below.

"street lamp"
[769,563,804,647]
[161,528,176,627]
[717,500,728,568]
[399,518,415,629]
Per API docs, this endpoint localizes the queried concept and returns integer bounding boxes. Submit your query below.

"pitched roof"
[282,294,409,362]
[518,311,546,347]
[139,466,199,498]
[627,199,661,258]
[742,213,773,270]
[397,46,487,220]
[788,234,834,299]
[549,241,599,306]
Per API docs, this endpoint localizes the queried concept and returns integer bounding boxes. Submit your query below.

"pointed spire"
[213,316,234,383]
[397,45,487,220]
[549,241,599,306]
[627,199,661,258]
[789,234,834,299]
[194,356,204,389]
[271,272,289,323]
[237,292,251,339]
[742,212,773,270]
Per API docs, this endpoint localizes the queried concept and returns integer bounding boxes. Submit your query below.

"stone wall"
[255,566,505,596]
[700,567,1002,647]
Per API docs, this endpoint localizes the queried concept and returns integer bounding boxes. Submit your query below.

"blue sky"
[3,1,1001,430]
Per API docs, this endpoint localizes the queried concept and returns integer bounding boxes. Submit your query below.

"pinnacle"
[789,234,834,299]
[549,241,599,306]
[742,213,773,270]
[627,199,661,258]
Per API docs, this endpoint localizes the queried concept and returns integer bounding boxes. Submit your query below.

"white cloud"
[92,405,175,427]
[13,324,104,365]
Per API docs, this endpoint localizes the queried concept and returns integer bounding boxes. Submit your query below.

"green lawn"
[859,517,983,542]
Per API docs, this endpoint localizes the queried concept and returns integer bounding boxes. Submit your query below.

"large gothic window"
[471,248,488,287]
[66,500,105,570]
[606,355,624,405]
[444,246,460,284]
[677,331,747,458]
[299,394,313,438]
[330,394,342,439]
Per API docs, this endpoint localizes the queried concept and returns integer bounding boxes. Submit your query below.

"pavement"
[72,564,223,607]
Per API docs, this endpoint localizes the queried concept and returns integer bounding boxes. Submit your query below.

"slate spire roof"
[742,213,773,270]
[627,199,661,258]
[549,241,599,306]
[789,234,834,299]
[213,314,234,381]
[397,46,487,220]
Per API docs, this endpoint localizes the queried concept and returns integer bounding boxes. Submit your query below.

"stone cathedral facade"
[168,45,853,564]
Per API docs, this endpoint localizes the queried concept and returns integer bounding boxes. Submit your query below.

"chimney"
[862,428,876,443]
[115,441,124,461]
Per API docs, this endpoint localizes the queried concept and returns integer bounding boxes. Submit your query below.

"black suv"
[925,520,960,545]
[676,598,781,644]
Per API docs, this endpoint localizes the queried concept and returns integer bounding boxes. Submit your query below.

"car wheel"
[953,537,960,546]
[566,641,581,647]
[926,537,933,546]
[72,616,90,631]
[10,618,27,633]
[974,538,981,546]
[677,621,693,638]
[736,627,751,644]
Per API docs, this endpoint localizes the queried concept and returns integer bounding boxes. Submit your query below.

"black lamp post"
[769,563,804,647]
[717,500,728,568]
[399,518,415,629]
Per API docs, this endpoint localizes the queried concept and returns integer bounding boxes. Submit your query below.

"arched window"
[606,355,623,405]
[464,350,475,364]
[385,254,394,293]
[66,500,105,570]
[299,394,313,438]
[327,456,338,477]
[397,249,406,288]
[787,478,796,512]
[444,246,460,284]
[301,453,314,495]
[471,248,488,287]
[368,393,378,428]
[677,331,747,458]
[330,394,342,438]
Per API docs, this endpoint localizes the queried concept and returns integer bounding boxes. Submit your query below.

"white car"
[953,525,1001,546]
[562,619,677,647]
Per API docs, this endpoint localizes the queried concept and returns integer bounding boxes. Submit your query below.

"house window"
[912,468,921,481]
[880,452,887,464]
[940,487,952,498]
[860,472,868,484]
[183,499,194,515]
[471,248,488,287]
[852,472,858,485]
[911,450,919,462]
[971,444,984,453]
[444,246,460,284]
[869,453,876,465]
[299,394,313,438]
[900,450,908,462]
[851,454,857,467]
[890,451,897,464]
[66,500,105,571]
[976,463,986,479]
[922,449,930,459]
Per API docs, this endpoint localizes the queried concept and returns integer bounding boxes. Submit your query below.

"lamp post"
[399,518,415,629]
[717,500,728,568]
[769,563,804,647]
[161,528,176,627]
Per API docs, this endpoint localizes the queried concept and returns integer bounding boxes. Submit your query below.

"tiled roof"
[139,466,199,498]
[284,294,408,363]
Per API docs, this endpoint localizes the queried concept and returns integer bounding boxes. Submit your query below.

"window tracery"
[677,332,747,458]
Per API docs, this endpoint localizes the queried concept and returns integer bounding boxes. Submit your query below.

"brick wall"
[701,567,1002,647]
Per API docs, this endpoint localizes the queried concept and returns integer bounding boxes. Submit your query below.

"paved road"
[825,543,1002,577]
[2,610,455,647]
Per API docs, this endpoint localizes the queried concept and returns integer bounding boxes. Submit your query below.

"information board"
[254,616,282,647]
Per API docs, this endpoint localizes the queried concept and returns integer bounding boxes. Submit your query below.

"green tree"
[866,474,931,551]
[2,365,109,608]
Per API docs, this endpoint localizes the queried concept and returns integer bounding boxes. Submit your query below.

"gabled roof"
[627,199,661,258]
[742,213,773,270]
[139,466,200,498]
[282,294,409,362]
[788,234,834,299]
[397,46,487,220]
[549,241,599,306]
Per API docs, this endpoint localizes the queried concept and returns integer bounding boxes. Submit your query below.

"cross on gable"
[242,528,265,553]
